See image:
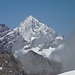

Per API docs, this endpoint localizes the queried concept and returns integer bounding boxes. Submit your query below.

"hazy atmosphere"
[0,0,75,37]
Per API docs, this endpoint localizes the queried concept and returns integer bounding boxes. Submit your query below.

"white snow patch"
[31,37,36,40]
[58,70,75,75]
[0,67,2,70]
[30,47,55,58]
[56,36,63,40]
[41,47,55,58]
[5,61,8,63]
[30,47,40,54]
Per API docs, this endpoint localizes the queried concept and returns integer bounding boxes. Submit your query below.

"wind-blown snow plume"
[50,31,75,72]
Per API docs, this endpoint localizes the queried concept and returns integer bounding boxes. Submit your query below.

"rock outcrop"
[0,51,28,75]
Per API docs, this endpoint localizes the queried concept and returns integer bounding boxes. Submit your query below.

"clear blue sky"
[0,0,75,37]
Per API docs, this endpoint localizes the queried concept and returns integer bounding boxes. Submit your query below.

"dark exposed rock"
[0,24,10,38]
[0,51,28,75]
[0,24,9,32]
[19,50,62,75]
[0,25,27,52]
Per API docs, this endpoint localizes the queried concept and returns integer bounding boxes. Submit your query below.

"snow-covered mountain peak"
[17,15,59,42]
[26,15,38,22]
[19,15,39,27]
[18,15,54,33]
[12,15,63,53]
[0,16,63,59]
[0,17,64,75]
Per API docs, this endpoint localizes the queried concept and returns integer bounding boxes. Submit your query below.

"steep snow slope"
[18,15,57,41]
[50,32,75,72]
[58,70,75,75]
[18,16,63,47]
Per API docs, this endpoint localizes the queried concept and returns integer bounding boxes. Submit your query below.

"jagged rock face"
[0,51,28,75]
[0,24,9,33]
[0,24,10,38]
[0,26,27,52]
[0,24,11,51]
[19,50,62,75]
